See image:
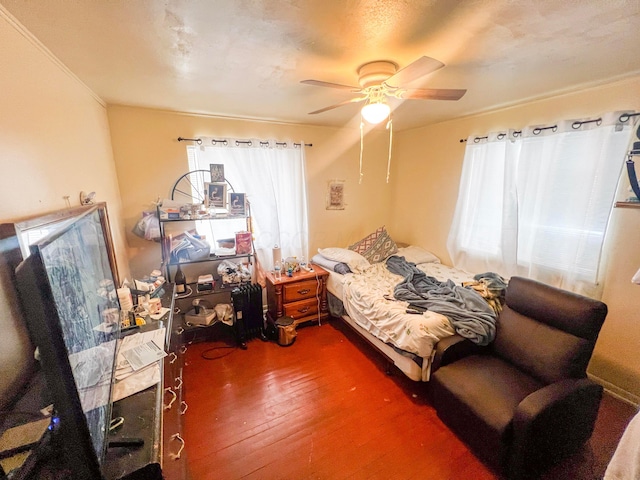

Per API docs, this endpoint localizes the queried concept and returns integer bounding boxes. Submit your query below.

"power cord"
[312,265,322,326]
[174,285,193,300]
[200,345,235,360]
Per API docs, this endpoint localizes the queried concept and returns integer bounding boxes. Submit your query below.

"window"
[448,113,634,297]
[184,147,246,244]
[186,139,309,276]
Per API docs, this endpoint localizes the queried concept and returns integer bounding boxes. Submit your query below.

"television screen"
[15,206,120,477]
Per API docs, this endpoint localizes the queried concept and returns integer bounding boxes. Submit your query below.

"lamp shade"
[361,101,390,124]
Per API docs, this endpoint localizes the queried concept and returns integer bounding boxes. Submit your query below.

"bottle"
[175,264,187,294]
[300,255,312,272]
[274,260,282,281]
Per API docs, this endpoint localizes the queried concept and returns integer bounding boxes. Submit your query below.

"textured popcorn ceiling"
[2,0,640,130]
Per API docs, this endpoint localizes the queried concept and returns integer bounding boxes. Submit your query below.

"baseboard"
[588,372,640,407]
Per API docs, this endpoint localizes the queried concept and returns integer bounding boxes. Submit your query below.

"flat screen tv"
[14,205,120,478]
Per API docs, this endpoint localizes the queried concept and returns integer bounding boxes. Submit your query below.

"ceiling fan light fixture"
[361,101,390,125]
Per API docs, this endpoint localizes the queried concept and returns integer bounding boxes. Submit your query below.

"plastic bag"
[217,260,251,284]
[132,211,160,242]
[171,231,211,262]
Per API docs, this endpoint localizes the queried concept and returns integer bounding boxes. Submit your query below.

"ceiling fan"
[301,56,466,124]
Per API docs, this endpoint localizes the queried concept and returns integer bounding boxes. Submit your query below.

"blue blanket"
[386,256,496,346]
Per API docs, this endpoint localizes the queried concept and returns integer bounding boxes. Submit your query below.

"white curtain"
[448,112,634,298]
[446,131,520,276]
[187,139,309,279]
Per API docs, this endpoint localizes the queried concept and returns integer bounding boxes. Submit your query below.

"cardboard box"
[159,207,180,220]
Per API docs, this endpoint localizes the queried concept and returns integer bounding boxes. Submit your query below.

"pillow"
[396,246,441,265]
[348,226,398,263]
[317,248,370,273]
[311,253,340,271]
[311,253,352,274]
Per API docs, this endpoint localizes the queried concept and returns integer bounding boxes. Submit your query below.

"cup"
[148,297,162,315]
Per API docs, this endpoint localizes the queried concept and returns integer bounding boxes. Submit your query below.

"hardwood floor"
[182,319,638,480]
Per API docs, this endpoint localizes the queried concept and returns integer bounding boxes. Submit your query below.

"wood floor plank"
[180,319,638,480]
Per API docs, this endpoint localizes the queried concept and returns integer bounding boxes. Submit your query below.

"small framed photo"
[326,180,345,210]
[210,163,225,182]
[205,182,227,209]
[229,193,246,216]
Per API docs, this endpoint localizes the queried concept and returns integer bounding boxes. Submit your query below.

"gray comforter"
[386,256,496,346]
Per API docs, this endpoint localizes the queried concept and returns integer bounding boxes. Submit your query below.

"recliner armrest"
[431,334,487,373]
[509,378,603,478]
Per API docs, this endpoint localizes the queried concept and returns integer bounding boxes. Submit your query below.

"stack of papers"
[112,328,166,402]
[121,339,166,371]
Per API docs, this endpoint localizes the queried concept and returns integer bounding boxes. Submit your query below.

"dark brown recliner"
[429,276,607,479]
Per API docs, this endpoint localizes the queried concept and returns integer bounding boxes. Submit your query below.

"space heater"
[231,283,265,346]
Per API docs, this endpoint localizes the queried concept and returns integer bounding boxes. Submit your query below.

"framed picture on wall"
[326,180,345,210]
[210,164,225,182]
[229,193,246,216]
[205,182,227,209]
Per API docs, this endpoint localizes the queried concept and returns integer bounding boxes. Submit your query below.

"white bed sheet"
[326,269,347,299]
[325,260,475,381]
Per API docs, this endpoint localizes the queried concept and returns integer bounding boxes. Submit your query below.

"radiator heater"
[231,283,265,348]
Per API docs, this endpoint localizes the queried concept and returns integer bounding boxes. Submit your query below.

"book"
[235,231,252,255]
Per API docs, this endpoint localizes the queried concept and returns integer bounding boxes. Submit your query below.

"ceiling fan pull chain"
[359,120,365,184]
[386,118,393,183]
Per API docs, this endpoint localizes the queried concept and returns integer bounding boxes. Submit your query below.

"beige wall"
[5,0,637,409]
[0,9,128,406]
[107,106,395,278]
[392,75,640,404]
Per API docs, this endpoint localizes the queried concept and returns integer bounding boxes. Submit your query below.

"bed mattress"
[325,261,475,381]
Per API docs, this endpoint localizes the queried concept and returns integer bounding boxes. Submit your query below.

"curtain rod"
[178,137,312,147]
[619,112,640,123]
[460,112,639,143]
[460,131,524,143]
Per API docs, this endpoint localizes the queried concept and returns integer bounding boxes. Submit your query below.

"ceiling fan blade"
[301,79,360,91]
[308,97,367,115]
[385,56,445,87]
[401,88,467,101]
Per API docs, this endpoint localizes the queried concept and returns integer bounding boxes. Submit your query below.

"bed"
[313,240,503,382]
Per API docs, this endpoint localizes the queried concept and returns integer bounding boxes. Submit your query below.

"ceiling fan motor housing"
[357,61,398,88]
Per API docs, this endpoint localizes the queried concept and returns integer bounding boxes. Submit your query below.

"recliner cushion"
[430,355,543,468]
[505,276,607,341]
[493,305,592,384]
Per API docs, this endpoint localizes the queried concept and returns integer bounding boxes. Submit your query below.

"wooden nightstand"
[265,265,329,327]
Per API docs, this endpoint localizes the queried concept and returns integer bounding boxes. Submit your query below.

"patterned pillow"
[348,226,398,263]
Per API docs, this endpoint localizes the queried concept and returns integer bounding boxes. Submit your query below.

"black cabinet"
[161,299,188,479]
[0,285,190,480]
[103,284,179,480]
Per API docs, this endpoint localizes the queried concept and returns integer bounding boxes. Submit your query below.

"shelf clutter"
[115,272,171,331]
[157,199,253,283]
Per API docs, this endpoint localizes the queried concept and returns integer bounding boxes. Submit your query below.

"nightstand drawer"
[283,279,319,302]
[283,298,318,320]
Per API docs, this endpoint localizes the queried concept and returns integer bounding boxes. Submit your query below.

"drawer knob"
[298,306,310,313]
[297,288,310,295]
